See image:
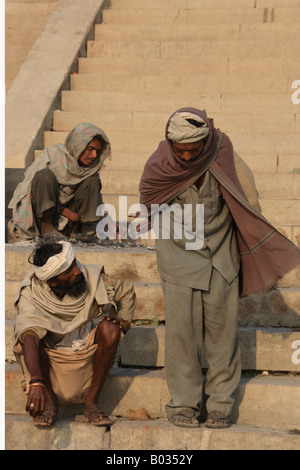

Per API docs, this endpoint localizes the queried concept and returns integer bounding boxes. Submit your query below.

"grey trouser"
[31,168,102,235]
[161,268,241,420]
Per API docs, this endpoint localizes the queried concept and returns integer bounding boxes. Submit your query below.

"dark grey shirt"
[155,171,240,289]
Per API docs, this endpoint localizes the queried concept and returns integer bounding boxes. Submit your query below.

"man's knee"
[96,319,120,349]
[78,174,101,193]
[32,168,57,185]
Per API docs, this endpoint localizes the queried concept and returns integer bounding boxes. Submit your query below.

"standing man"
[139,107,300,428]
[13,240,136,427]
[8,123,111,241]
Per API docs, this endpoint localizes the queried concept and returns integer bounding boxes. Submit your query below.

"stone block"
[110,419,300,450]
[259,198,300,225]
[94,23,241,41]
[254,173,295,198]
[102,8,265,25]
[111,0,256,9]
[5,415,109,450]
[78,57,229,75]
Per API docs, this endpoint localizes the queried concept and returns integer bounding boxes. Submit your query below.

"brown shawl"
[139,107,300,296]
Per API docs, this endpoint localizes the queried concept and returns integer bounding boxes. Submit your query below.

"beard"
[66,272,89,298]
[52,272,89,299]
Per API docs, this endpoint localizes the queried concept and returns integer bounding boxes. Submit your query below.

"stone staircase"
[5,0,300,450]
[5,0,59,92]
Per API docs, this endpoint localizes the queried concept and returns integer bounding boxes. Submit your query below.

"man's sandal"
[170,408,200,428]
[205,410,230,428]
[33,401,58,427]
[83,404,114,427]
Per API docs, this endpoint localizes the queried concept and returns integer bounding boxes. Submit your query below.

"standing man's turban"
[167,112,210,143]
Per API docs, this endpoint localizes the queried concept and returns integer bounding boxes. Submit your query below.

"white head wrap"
[167,112,209,143]
[33,241,75,282]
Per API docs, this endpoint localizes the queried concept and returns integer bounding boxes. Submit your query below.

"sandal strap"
[84,404,109,420]
[174,408,196,419]
[207,410,229,421]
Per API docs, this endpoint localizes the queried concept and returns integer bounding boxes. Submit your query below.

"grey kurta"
[155,171,240,289]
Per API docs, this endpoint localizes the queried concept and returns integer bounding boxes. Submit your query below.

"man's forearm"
[23,334,44,379]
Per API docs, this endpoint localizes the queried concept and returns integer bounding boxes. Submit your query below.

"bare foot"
[40,221,61,236]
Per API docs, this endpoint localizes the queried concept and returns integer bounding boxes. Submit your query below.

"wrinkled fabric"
[167,111,209,143]
[13,263,108,344]
[140,108,219,208]
[33,241,75,281]
[13,263,137,403]
[139,107,300,296]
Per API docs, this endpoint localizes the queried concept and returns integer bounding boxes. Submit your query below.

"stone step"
[5,29,46,47]
[5,243,300,289]
[49,112,300,156]
[40,127,299,173]
[60,90,222,113]
[6,195,299,244]
[5,415,300,450]
[259,198,300,226]
[6,321,300,371]
[5,44,33,62]
[5,363,300,431]
[101,151,298,175]
[101,194,300,237]
[6,0,57,2]
[11,179,295,228]
[87,39,299,60]
[110,0,259,10]
[7,181,298,243]
[101,170,298,199]
[5,275,300,327]
[35,144,296,176]
[7,160,291,203]
[94,22,300,42]
[61,90,299,116]
[5,2,57,15]
[49,110,300,145]
[5,14,54,31]
[119,326,300,372]
[38,166,298,200]
[102,8,300,25]
[71,72,292,94]
[111,0,300,9]
[78,56,299,76]
[101,193,300,232]
[23,164,295,202]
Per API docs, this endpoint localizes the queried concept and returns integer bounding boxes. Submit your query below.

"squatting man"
[13,240,136,427]
[7,123,111,242]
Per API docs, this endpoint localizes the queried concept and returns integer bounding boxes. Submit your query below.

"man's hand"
[102,316,131,334]
[61,207,81,223]
[129,212,152,234]
[26,383,46,417]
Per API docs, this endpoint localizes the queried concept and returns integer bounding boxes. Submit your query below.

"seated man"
[8,122,111,241]
[13,240,136,427]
